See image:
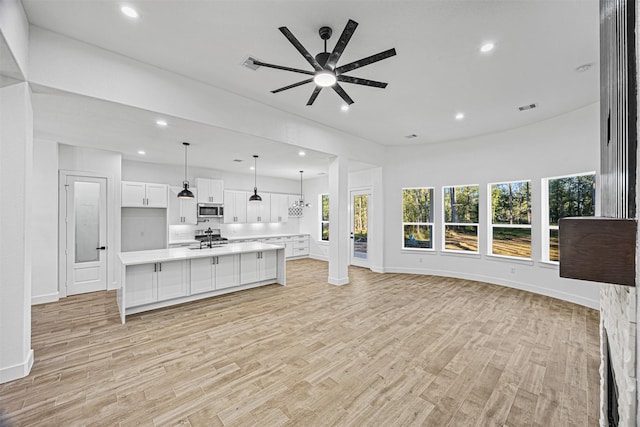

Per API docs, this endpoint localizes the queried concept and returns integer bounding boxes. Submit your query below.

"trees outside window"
[489,180,532,258]
[402,188,433,249]
[443,185,479,252]
[320,194,329,241]
[543,173,595,262]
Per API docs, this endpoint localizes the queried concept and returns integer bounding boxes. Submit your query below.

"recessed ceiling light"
[341,105,349,112]
[480,42,495,53]
[298,151,306,157]
[455,113,465,120]
[120,5,139,19]
[250,166,255,171]
[156,119,167,127]
[137,150,146,155]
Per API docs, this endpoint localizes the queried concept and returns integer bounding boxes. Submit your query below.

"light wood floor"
[1,259,600,426]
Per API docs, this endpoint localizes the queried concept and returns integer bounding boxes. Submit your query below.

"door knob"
[96,246,107,250]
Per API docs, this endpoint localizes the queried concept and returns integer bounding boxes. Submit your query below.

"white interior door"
[64,175,108,295]
[350,190,370,268]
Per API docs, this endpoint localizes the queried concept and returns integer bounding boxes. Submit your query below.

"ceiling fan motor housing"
[319,26,332,40]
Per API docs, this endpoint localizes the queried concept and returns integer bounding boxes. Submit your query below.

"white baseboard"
[383,266,599,309]
[308,254,328,262]
[0,349,33,384]
[370,265,385,273]
[328,276,349,286]
[31,292,59,305]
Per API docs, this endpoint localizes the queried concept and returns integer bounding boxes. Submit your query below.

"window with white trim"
[543,173,595,262]
[320,193,329,241]
[443,185,479,252]
[402,187,433,249]
[489,180,532,258]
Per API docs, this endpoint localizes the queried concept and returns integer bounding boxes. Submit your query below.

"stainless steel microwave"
[197,204,224,218]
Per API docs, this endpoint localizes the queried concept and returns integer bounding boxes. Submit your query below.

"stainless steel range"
[193,228,228,249]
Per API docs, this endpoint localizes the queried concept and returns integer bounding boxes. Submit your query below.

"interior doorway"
[59,172,108,296]
[350,190,370,268]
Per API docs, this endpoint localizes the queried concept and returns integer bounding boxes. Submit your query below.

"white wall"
[0,0,29,78]
[299,175,329,260]
[0,82,34,383]
[31,139,59,304]
[383,103,601,308]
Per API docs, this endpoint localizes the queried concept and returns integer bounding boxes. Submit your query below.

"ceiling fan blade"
[332,83,354,105]
[325,19,358,70]
[335,48,397,74]
[251,60,315,76]
[271,79,314,93]
[307,86,322,105]
[337,75,388,88]
[279,26,323,71]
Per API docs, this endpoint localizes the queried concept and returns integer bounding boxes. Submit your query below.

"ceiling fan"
[251,19,396,106]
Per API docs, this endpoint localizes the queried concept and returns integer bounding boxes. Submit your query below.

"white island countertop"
[119,242,284,266]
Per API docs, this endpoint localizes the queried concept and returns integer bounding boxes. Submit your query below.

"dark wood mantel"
[559,217,636,286]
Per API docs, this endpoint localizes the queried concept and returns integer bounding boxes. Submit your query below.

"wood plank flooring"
[0,259,600,426]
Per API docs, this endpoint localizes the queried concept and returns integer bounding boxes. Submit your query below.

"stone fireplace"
[600,285,636,426]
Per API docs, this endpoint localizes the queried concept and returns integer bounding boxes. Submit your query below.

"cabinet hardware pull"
[159,263,162,272]
[154,263,157,272]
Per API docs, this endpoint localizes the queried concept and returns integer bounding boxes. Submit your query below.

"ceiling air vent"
[242,57,260,71]
[233,159,243,162]
[518,103,537,111]
[405,134,418,139]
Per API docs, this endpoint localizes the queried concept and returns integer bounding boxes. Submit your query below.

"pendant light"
[248,155,262,202]
[292,170,311,208]
[177,142,195,199]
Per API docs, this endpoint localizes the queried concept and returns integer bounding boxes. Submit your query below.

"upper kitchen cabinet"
[270,194,289,223]
[223,190,247,224]
[169,186,198,225]
[196,178,224,204]
[246,193,271,223]
[122,181,168,208]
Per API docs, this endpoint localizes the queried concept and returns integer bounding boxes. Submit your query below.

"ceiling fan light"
[314,72,337,87]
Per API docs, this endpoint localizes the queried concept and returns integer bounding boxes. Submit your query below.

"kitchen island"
[117,242,285,323]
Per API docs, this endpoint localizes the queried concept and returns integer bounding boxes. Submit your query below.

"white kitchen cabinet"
[125,260,187,307]
[223,190,247,223]
[240,250,277,284]
[190,254,239,294]
[270,194,289,223]
[169,186,198,225]
[246,193,271,223]
[286,235,309,258]
[196,178,224,204]
[122,181,168,208]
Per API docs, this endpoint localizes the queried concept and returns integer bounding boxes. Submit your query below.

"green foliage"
[491,181,531,224]
[403,224,432,248]
[321,194,330,221]
[403,188,433,223]
[353,194,368,235]
[444,186,479,223]
[548,174,595,225]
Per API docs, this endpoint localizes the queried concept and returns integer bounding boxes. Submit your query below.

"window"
[443,185,479,252]
[320,193,329,241]
[402,188,433,249]
[489,180,532,258]
[543,173,596,262]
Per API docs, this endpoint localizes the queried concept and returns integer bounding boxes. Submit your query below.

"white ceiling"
[20,0,599,177]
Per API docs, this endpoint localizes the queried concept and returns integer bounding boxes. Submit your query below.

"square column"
[328,156,349,285]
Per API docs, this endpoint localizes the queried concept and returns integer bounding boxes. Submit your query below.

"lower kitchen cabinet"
[125,260,187,307]
[190,254,239,294]
[240,251,277,284]
[285,235,309,258]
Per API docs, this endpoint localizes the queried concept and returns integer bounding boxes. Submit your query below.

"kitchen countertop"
[119,242,284,266]
[227,233,309,241]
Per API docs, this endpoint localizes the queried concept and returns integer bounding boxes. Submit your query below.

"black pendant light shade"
[178,142,195,199]
[249,155,262,202]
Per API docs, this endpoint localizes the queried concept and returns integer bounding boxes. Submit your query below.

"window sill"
[317,240,329,245]
[440,250,482,259]
[401,248,437,254]
[485,254,534,266]
[538,260,559,269]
